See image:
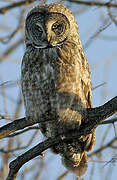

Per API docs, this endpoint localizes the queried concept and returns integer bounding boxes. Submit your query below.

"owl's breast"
[21,46,91,137]
[21,54,59,123]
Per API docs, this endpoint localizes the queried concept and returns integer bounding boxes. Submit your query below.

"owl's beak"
[47,35,53,46]
[46,32,55,47]
[47,35,50,43]
[47,36,57,47]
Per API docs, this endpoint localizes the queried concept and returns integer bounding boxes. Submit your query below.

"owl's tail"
[62,152,88,177]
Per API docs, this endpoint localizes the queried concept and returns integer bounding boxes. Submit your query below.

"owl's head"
[25,3,79,49]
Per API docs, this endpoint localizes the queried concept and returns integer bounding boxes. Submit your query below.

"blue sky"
[0,0,117,179]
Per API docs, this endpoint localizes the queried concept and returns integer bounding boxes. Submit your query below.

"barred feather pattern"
[21,3,95,177]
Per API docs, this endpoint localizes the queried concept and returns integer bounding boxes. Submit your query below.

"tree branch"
[0,118,29,138]
[0,0,36,14]
[0,39,23,62]
[88,137,117,158]
[0,96,117,139]
[6,126,39,138]
[1,0,117,15]
[83,96,117,130]
[66,0,117,8]
[101,118,117,125]
[6,137,61,180]
[5,96,117,180]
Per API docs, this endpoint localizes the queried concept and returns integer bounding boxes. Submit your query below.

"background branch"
[1,1,117,15]
[66,0,117,8]
[0,1,117,179]
[0,0,36,14]
[88,137,117,158]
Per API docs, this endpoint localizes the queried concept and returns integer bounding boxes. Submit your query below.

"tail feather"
[62,152,88,177]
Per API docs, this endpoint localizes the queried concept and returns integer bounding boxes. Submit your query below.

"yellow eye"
[52,22,64,35]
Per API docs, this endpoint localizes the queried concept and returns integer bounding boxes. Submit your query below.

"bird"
[21,3,95,177]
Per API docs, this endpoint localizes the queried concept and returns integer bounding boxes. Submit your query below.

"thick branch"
[83,96,117,130]
[0,118,30,138]
[0,117,53,139]
[6,126,39,138]
[101,118,117,125]
[6,96,117,180]
[0,96,117,139]
[5,130,99,180]
[6,137,62,180]
[66,0,117,8]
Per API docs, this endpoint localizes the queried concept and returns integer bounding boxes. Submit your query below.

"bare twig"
[0,80,20,89]
[108,8,117,26]
[57,171,69,180]
[0,25,22,43]
[1,0,117,15]
[84,20,112,49]
[98,33,117,41]
[0,39,23,62]
[92,82,106,90]
[0,130,39,153]
[88,137,117,157]
[66,0,117,8]
[0,114,15,121]
[0,0,36,14]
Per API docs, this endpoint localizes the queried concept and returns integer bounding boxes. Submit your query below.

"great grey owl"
[21,3,95,177]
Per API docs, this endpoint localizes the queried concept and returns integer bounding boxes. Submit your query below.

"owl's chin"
[32,39,67,49]
[32,42,50,49]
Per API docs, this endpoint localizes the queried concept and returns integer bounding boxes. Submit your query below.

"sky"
[0,0,117,180]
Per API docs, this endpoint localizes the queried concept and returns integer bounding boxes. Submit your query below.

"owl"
[21,3,95,177]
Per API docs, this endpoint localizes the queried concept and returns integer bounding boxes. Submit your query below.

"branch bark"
[4,96,117,180]
[0,118,27,138]
[0,96,117,139]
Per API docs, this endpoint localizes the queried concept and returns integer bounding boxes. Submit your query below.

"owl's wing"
[79,52,95,151]
[81,78,92,108]
[80,49,92,109]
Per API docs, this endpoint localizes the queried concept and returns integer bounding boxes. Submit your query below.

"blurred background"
[0,0,117,179]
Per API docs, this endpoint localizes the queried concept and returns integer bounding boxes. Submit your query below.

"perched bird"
[21,3,95,177]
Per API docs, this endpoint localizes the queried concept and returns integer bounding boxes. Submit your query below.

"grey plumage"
[21,3,95,177]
